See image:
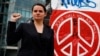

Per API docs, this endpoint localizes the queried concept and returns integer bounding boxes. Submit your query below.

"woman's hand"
[10,13,21,22]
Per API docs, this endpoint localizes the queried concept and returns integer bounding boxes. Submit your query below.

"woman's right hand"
[10,13,21,22]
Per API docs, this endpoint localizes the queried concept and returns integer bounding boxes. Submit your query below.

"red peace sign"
[51,11,100,56]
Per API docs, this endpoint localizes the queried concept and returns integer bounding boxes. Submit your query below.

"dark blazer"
[7,20,54,56]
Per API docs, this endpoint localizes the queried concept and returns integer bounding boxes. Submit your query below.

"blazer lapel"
[29,22,41,47]
[29,22,38,37]
[42,25,51,39]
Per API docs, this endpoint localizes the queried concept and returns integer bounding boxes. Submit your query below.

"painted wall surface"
[50,0,100,56]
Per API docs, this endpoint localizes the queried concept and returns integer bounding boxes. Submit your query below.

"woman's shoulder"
[45,24,51,29]
[8,21,29,25]
[19,22,32,27]
[45,24,53,31]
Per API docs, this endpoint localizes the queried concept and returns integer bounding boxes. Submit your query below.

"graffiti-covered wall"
[50,0,100,56]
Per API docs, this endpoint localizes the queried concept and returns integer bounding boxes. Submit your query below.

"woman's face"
[32,5,46,20]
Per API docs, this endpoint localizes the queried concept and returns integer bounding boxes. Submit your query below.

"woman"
[7,3,54,56]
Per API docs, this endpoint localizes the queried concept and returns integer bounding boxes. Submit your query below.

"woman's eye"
[33,10,43,13]
[34,10,37,12]
[39,10,43,13]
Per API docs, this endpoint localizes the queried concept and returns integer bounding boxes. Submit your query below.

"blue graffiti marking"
[61,0,96,8]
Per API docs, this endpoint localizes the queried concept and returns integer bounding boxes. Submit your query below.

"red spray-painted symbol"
[51,11,100,56]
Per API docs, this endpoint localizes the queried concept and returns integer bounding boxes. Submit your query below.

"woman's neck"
[34,19,44,26]
[33,20,44,33]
